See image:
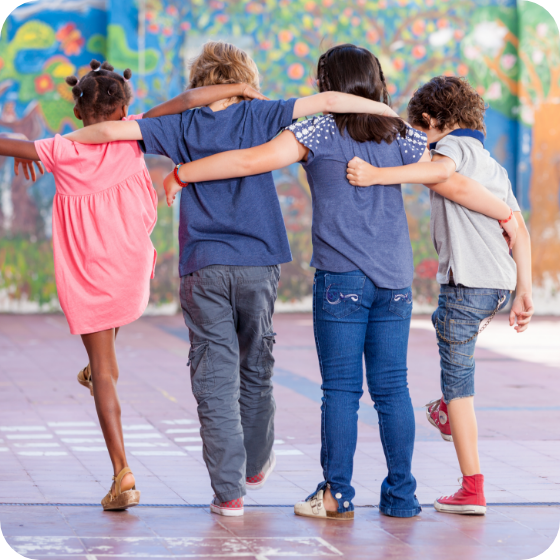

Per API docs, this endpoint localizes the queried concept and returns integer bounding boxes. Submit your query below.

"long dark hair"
[317,44,407,144]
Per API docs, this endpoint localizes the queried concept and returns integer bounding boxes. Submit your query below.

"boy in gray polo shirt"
[346,76,534,515]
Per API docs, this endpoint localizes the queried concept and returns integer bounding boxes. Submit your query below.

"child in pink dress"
[0,59,265,510]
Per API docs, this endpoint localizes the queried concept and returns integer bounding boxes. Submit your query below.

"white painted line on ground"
[47,421,96,427]
[0,447,8,452]
[274,449,304,456]
[274,439,285,445]
[0,426,46,432]
[13,443,60,448]
[122,425,154,430]
[124,433,162,439]
[6,434,53,440]
[60,438,105,443]
[131,451,187,456]
[174,437,202,443]
[124,443,170,448]
[166,428,200,434]
[17,451,67,456]
[71,447,107,452]
[54,430,103,435]
[184,446,203,451]
[161,419,196,425]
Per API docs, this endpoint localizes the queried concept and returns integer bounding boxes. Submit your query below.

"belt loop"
[457,287,462,301]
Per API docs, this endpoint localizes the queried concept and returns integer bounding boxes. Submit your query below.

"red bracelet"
[499,208,513,225]
[173,163,188,187]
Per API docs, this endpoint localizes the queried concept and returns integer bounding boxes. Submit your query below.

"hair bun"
[101,61,115,71]
[90,59,101,71]
[107,82,119,96]
[123,69,132,80]
[72,84,83,98]
[65,75,79,86]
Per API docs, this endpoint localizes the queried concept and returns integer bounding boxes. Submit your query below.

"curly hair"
[407,76,487,135]
[317,44,407,144]
[66,59,132,119]
[188,41,259,105]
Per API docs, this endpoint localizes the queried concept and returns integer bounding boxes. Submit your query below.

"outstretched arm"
[510,212,533,332]
[163,130,307,206]
[0,133,44,181]
[65,83,267,144]
[0,137,40,161]
[293,91,398,119]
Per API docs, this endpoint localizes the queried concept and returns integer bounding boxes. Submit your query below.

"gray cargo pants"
[180,264,280,503]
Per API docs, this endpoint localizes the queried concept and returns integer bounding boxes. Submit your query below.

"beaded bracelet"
[499,208,513,225]
[173,163,189,187]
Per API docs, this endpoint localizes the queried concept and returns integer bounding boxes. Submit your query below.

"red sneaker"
[435,475,487,515]
[210,496,244,517]
[426,397,453,442]
[246,450,276,491]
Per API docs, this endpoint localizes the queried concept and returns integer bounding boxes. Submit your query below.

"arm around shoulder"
[64,120,143,144]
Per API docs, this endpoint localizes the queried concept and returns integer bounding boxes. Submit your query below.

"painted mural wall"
[0,0,559,313]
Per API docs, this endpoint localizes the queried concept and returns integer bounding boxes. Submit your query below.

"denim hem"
[379,505,422,518]
[215,487,245,503]
[310,481,355,513]
[444,393,475,404]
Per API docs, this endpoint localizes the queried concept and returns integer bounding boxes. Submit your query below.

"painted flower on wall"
[56,23,85,56]
[415,259,439,279]
[34,74,54,94]
[288,63,304,80]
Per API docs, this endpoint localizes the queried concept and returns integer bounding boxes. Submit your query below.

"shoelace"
[440,477,464,500]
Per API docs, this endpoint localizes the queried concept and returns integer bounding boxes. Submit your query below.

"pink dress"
[35,115,158,335]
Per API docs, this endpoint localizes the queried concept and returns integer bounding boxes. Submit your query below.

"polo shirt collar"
[429,128,485,150]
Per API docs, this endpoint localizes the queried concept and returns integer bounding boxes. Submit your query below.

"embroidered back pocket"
[388,289,413,319]
[322,274,366,319]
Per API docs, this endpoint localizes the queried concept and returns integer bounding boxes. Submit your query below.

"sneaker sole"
[294,509,354,521]
[426,409,453,442]
[246,451,277,491]
[210,504,244,517]
[434,500,486,515]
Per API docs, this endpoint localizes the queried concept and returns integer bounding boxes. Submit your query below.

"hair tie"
[80,91,84,97]
[94,67,100,72]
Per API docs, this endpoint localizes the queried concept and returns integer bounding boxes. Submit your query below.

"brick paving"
[0,313,559,559]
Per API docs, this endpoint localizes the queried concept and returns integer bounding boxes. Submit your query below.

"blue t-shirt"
[137,99,296,276]
[286,115,427,289]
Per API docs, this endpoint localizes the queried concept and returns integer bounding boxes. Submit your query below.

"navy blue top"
[137,99,296,276]
[286,115,427,289]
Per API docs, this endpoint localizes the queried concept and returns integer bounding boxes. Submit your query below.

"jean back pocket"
[388,288,413,319]
[322,274,366,319]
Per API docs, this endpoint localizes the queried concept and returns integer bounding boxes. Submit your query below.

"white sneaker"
[246,450,276,491]
[294,488,354,520]
[210,496,244,517]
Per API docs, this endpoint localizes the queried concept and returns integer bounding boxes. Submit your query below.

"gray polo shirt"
[430,130,520,290]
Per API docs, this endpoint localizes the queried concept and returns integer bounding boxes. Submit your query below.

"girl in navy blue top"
[169,44,514,520]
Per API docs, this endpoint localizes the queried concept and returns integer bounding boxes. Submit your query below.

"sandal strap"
[114,467,133,495]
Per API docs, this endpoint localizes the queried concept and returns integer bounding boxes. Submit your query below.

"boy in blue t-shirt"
[67,41,397,516]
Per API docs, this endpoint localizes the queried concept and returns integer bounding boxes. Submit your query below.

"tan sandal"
[101,467,141,511]
[77,364,93,396]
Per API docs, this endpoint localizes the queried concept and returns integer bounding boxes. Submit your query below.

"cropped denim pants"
[312,269,421,518]
[433,284,511,403]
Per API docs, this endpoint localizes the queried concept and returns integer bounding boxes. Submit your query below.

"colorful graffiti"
[0,0,559,312]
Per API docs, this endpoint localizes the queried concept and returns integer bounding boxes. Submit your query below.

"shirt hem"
[68,308,146,336]
[179,253,293,277]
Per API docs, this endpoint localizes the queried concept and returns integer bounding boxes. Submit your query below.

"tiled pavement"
[0,313,559,559]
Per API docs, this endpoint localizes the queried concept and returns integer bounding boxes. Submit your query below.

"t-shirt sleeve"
[506,181,521,212]
[136,113,183,163]
[431,136,464,171]
[34,135,61,174]
[285,115,337,164]
[251,98,298,140]
[396,126,427,165]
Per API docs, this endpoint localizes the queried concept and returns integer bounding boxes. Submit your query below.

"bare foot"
[323,486,339,512]
[111,472,135,498]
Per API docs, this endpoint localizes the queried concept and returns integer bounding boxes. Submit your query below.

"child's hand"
[347,156,382,187]
[509,292,534,333]
[242,84,269,102]
[14,158,44,182]
[501,213,518,250]
[163,171,186,207]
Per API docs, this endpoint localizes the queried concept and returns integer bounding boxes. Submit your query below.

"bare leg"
[81,328,134,495]
[447,397,481,476]
[322,486,338,512]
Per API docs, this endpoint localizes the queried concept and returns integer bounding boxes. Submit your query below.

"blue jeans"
[312,269,421,518]
[432,284,511,403]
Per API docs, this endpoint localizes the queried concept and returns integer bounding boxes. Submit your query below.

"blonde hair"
[188,41,260,105]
